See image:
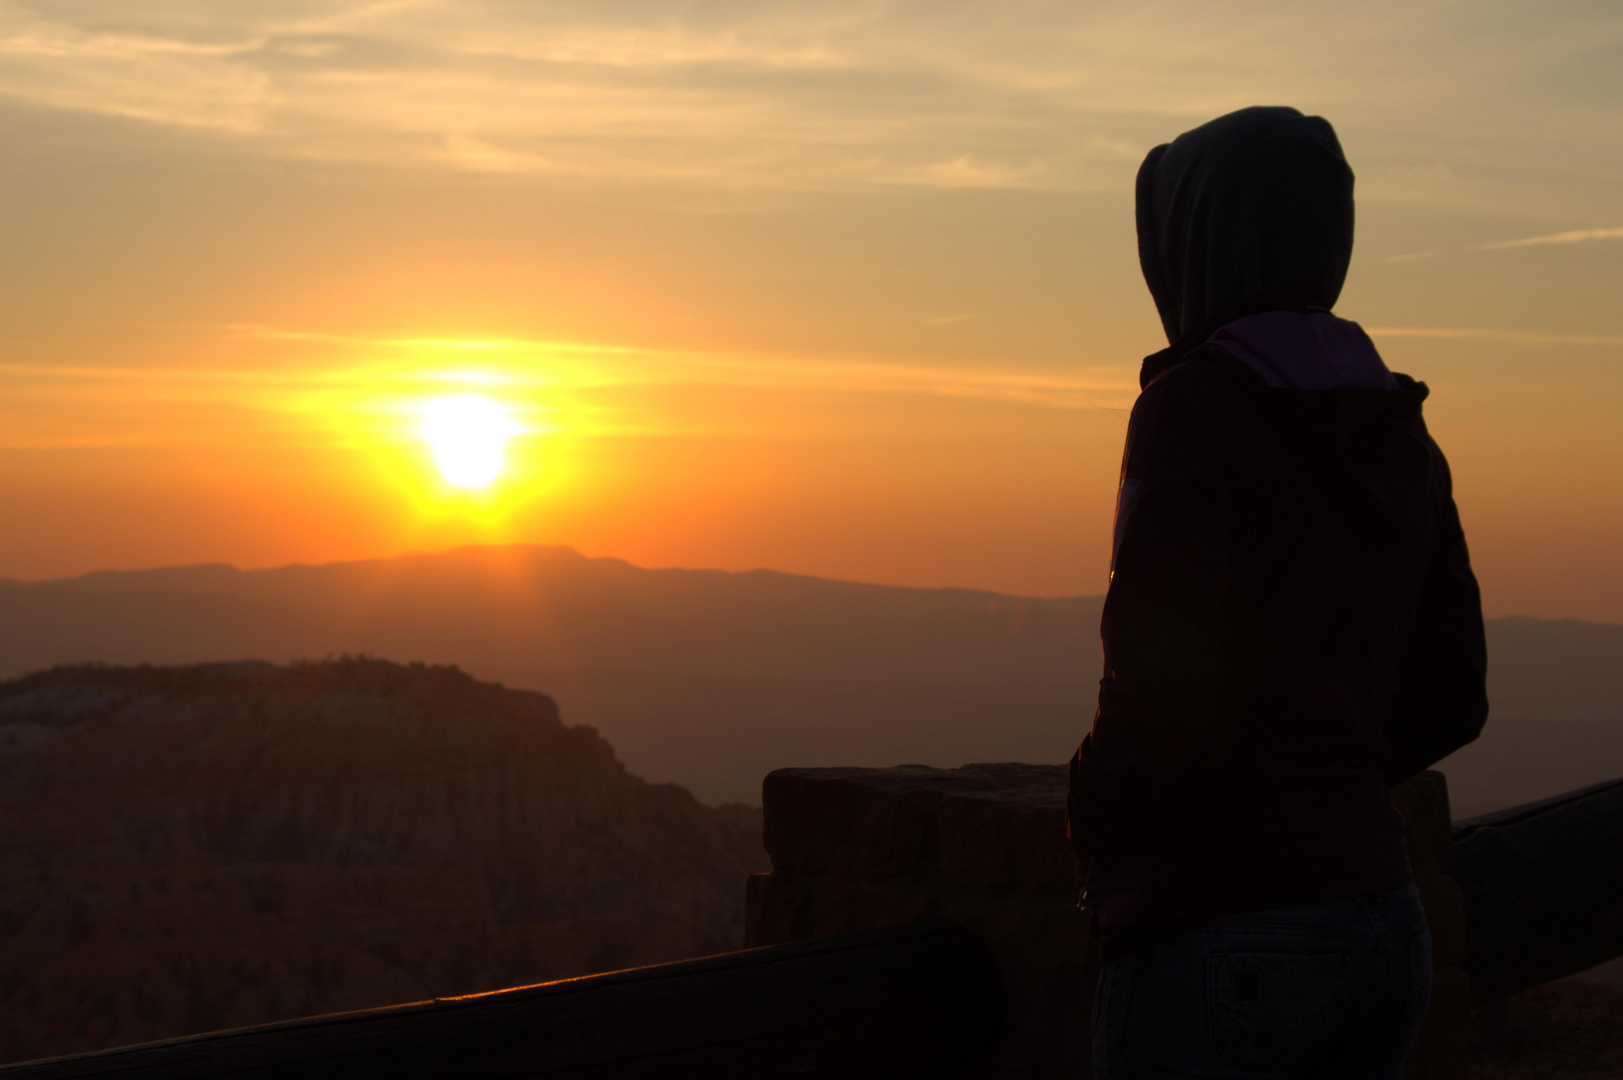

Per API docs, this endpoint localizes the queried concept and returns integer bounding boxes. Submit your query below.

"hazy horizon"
[7,542,1620,811]
[10,542,1623,628]
[5,541,1099,597]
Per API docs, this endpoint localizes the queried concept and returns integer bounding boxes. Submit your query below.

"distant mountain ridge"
[3,545,1619,812]
[1,546,1099,684]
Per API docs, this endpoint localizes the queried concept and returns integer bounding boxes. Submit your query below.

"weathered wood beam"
[1443,777,1623,1004]
[1,920,1004,1080]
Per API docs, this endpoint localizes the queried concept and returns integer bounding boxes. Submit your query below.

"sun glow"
[420,394,519,488]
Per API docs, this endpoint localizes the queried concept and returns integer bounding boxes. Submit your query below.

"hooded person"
[1067,106,1487,1079]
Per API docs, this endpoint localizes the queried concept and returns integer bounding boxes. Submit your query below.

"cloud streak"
[0,329,1135,450]
[1366,326,1623,348]
[1472,226,1623,251]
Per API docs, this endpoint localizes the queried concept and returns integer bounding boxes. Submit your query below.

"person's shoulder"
[1135,349,1245,420]
[1124,353,1248,465]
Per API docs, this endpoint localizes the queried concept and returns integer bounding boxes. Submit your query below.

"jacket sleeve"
[1384,439,1488,783]
[1068,369,1232,871]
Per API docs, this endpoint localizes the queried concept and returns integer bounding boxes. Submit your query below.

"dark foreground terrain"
[1472,970,1623,1079]
[0,659,767,1065]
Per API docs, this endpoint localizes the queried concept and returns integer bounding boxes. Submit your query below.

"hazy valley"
[3,544,1619,815]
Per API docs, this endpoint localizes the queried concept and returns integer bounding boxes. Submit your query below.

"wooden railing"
[1444,776,1623,1004]
[0,921,1003,1079]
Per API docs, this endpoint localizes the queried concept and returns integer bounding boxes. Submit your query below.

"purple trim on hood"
[1208,311,1397,390]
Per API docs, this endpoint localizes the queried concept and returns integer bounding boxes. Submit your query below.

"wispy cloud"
[1472,226,1623,251]
[1366,326,1623,347]
[0,0,1144,190]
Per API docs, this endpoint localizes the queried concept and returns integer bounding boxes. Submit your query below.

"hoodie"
[1067,107,1488,937]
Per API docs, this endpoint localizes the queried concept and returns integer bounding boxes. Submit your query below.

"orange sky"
[3,2,1622,619]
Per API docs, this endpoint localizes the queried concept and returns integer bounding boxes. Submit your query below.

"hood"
[1137,106,1355,388]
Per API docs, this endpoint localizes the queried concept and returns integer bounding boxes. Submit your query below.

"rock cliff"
[0,658,767,1064]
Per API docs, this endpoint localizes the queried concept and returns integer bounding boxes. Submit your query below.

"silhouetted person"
[1067,106,1488,1079]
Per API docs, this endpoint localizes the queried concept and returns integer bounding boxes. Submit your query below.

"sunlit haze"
[3,1,1622,619]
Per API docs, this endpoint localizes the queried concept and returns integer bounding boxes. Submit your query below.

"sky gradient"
[3,1,1622,619]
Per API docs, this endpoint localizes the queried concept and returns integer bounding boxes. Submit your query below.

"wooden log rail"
[1443,776,1623,1005]
[0,921,1003,1080]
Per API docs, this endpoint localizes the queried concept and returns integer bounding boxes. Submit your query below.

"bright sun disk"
[420,394,518,489]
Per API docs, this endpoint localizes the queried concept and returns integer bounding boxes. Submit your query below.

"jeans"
[1091,884,1431,1079]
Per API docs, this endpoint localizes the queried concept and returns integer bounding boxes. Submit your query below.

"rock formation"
[0,658,768,1065]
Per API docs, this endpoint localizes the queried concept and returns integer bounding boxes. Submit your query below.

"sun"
[420,395,519,489]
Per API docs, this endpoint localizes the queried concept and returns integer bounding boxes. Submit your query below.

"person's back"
[1067,107,1488,1079]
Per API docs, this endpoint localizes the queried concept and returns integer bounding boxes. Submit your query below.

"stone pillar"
[746,763,1467,1080]
[746,763,1087,1078]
